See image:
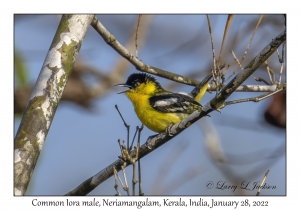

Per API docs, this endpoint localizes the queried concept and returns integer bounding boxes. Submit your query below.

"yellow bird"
[116,73,212,133]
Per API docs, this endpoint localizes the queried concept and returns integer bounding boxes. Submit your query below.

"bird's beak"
[115,84,131,94]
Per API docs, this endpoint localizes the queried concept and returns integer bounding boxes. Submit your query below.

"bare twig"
[132,162,137,196]
[256,170,270,196]
[206,15,217,83]
[137,125,144,196]
[231,50,243,69]
[113,167,121,195]
[224,88,285,107]
[135,15,142,58]
[237,15,264,73]
[115,105,130,148]
[225,15,265,84]
[277,42,285,85]
[138,157,144,196]
[115,168,125,190]
[218,14,234,66]
[121,162,130,195]
[265,61,275,84]
[131,124,143,195]
[129,126,139,151]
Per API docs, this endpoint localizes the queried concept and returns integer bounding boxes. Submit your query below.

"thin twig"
[265,61,274,84]
[256,170,270,196]
[113,167,121,195]
[116,170,125,190]
[115,105,130,148]
[224,88,284,106]
[131,131,142,196]
[135,15,142,58]
[138,158,143,196]
[129,126,139,151]
[121,162,130,195]
[206,14,222,96]
[227,15,264,83]
[137,125,144,195]
[281,42,285,64]
[277,42,285,85]
[278,58,284,86]
[218,14,234,66]
[239,15,264,71]
[227,15,264,82]
[206,15,217,85]
[231,50,243,69]
[132,162,136,196]
[131,148,139,196]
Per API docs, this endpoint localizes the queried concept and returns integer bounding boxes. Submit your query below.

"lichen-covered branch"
[14,15,95,196]
[65,27,286,196]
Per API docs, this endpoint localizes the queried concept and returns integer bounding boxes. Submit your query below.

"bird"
[116,72,212,133]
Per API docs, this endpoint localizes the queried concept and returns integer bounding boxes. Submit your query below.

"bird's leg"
[166,123,176,136]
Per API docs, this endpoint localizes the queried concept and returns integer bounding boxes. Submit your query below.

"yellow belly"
[127,93,188,133]
[136,106,187,133]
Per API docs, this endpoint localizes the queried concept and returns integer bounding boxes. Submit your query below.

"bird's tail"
[189,72,213,102]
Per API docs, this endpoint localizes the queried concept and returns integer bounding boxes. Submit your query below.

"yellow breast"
[125,91,187,133]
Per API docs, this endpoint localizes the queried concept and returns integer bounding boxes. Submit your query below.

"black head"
[125,73,162,89]
[116,73,163,94]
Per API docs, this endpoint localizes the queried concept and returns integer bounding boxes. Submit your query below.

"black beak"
[115,84,132,94]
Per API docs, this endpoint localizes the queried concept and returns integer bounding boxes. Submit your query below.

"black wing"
[149,93,202,114]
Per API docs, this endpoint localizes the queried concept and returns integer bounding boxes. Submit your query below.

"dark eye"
[134,80,141,88]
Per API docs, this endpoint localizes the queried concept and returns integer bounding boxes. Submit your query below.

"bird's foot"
[166,124,175,136]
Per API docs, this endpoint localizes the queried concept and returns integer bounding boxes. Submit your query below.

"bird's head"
[116,73,163,95]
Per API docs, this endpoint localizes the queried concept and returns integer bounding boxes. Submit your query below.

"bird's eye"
[134,80,141,88]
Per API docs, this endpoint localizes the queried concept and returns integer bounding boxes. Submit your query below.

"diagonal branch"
[210,28,286,111]
[65,27,286,196]
[14,15,95,196]
[91,16,202,86]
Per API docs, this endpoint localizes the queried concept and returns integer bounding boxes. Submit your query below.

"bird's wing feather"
[149,93,202,114]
